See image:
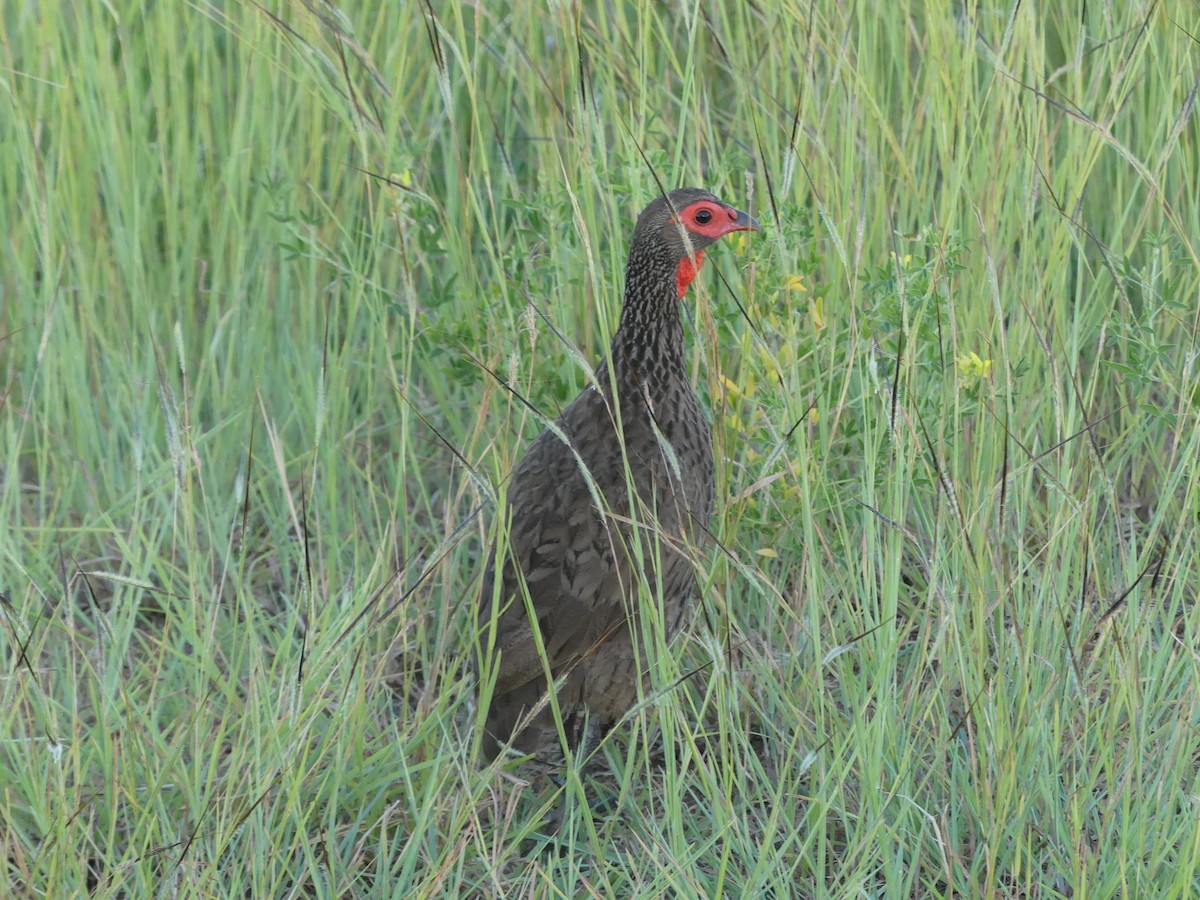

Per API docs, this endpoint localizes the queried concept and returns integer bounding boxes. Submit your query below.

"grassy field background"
[3,0,1199,895]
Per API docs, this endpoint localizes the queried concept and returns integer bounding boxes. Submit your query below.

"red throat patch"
[675,251,705,298]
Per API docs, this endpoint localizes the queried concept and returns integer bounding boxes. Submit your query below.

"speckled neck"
[611,247,690,397]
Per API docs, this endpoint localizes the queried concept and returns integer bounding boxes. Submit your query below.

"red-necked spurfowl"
[479,188,761,762]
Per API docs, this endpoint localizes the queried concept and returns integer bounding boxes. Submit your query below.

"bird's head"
[631,187,762,297]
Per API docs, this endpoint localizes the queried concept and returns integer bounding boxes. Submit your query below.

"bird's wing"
[478,388,633,698]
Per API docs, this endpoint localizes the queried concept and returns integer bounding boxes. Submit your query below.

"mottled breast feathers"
[478,374,713,762]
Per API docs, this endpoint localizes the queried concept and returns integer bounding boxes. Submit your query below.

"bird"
[477,188,761,764]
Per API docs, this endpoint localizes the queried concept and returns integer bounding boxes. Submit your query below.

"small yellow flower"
[720,373,756,399]
[391,170,415,211]
[766,341,794,368]
[956,352,993,379]
[809,296,825,331]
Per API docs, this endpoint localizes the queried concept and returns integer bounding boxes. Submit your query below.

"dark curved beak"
[728,207,762,234]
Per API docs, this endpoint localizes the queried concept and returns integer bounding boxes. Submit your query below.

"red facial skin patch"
[678,199,743,240]
[672,199,751,297]
[675,250,705,297]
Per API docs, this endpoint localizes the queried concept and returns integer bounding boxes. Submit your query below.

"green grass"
[3,0,1199,895]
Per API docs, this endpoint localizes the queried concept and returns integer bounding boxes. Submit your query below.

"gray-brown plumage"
[478,188,761,763]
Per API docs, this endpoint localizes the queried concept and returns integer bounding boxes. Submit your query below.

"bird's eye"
[694,208,713,225]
